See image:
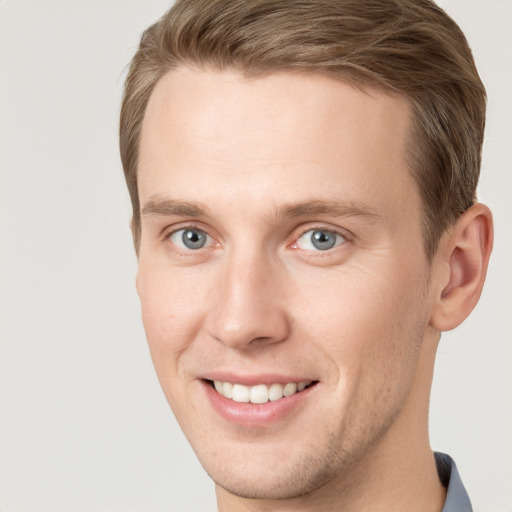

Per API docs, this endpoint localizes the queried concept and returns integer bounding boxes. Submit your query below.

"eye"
[169,228,212,250]
[295,229,346,251]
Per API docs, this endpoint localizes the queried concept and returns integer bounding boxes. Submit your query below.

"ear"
[430,203,493,332]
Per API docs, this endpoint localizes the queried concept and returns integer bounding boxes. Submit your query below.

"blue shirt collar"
[435,452,473,512]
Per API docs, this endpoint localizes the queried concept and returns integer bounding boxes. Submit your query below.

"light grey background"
[0,1,510,511]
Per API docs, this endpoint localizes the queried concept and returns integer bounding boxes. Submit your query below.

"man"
[119,1,493,510]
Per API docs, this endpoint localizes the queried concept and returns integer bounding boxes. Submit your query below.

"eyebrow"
[142,197,208,217]
[141,196,380,221]
[278,200,380,220]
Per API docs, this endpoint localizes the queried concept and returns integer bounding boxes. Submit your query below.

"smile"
[211,380,314,404]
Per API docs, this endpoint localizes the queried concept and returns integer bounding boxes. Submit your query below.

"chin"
[196,432,355,501]
[210,462,335,500]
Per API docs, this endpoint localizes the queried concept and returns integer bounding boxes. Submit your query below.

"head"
[119,0,492,508]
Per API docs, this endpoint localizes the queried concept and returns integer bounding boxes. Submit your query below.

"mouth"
[201,376,320,426]
[207,379,318,404]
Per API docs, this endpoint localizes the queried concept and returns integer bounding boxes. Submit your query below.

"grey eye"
[296,229,344,251]
[311,230,336,250]
[170,228,210,250]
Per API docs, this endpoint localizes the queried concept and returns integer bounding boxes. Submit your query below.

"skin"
[136,67,492,511]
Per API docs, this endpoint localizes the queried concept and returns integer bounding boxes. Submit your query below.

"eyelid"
[290,223,352,248]
[161,221,210,240]
[162,223,219,253]
[160,221,351,254]
[295,230,346,252]
[171,228,212,249]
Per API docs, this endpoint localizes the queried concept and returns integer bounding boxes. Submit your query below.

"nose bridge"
[208,245,289,348]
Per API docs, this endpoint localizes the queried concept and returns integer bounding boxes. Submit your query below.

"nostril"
[252,336,273,343]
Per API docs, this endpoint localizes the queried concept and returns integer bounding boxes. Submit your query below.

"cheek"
[294,264,429,444]
[137,264,209,374]
[293,261,428,382]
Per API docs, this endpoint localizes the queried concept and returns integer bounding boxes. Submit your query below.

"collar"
[435,452,473,512]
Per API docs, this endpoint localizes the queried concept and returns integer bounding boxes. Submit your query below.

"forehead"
[138,67,416,221]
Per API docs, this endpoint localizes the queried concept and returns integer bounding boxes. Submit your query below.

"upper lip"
[201,372,317,386]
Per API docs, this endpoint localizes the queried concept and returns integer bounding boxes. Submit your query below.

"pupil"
[311,230,336,250]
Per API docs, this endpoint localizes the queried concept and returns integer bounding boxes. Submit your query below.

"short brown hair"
[120,0,486,258]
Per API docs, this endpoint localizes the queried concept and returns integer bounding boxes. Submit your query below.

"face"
[137,68,439,502]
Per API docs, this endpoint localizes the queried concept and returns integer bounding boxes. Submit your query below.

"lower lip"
[201,380,317,427]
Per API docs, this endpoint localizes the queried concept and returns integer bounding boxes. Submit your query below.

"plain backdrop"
[0,1,510,511]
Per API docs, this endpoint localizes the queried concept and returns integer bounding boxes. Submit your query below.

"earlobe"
[430,203,493,332]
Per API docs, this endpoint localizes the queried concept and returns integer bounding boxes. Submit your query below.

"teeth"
[212,380,312,404]
[232,384,250,403]
[250,384,269,404]
[268,383,284,401]
[223,381,233,399]
[283,382,297,396]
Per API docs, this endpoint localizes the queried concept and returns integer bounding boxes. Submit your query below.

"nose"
[206,252,290,350]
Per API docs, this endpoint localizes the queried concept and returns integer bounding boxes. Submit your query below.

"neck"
[216,330,446,512]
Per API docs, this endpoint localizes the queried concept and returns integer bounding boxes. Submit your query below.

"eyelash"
[292,227,348,252]
[162,223,351,255]
[163,224,215,254]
